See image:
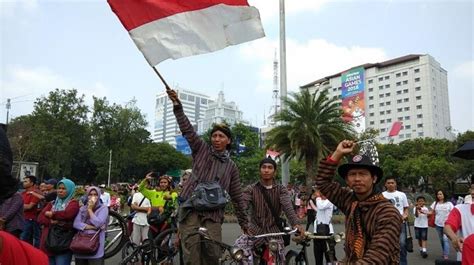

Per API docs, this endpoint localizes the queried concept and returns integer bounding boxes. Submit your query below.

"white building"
[153,89,211,145]
[301,54,454,143]
[197,91,248,134]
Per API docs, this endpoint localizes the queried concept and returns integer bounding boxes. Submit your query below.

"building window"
[397,99,402,103]
[380,111,385,115]
[405,125,411,129]
[379,85,383,90]
[414,68,420,73]
[201,98,208,104]
[396,82,401,86]
[188,95,195,102]
[398,117,403,121]
[368,79,373,84]
[417,124,423,128]
[416,96,421,100]
[404,98,409,102]
[405,116,410,120]
[415,86,421,91]
[381,128,386,132]
[385,93,391,97]
[380,120,385,124]
[402,71,408,76]
[385,76,390,80]
[415,77,421,82]
[385,84,390,88]
[403,80,408,85]
[396,73,401,78]
[370,121,375,125]
[379,94,384,98]
[180,93,188,100]
[369,113,374,117]
[378,77,383,81]
[417,114,423,118]
[397,108,403,112]
[416,105,422,109]
[380,102,385,107]
[386,101,391,106]
[386,110,391,114]
[369,104,374,109]
[399,134,405,139]
[333,87,337,92]
[404,107,410,111]
[338,87,342,90]
[369,96,374,100]
[406,133,411,138]
[418,132,424,137]
[403,89,409,93]
[368,88,374,92]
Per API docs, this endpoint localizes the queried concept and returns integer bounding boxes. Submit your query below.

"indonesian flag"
[108,0,265,66]
[388,121,403,137]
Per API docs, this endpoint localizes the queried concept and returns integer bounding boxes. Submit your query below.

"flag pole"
[152,66,171,90]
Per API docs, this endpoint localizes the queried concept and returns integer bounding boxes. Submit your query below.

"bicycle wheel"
[153,228,181,264]
[120,241,139,265]
[104,210,128,259]
[285,250,298,265]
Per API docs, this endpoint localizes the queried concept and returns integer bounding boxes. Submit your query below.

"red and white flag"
[108,0,265,66]
[388,121,403,137]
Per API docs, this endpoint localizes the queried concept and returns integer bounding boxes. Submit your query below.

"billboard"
[341,67,366,133]
[175,135,191,155]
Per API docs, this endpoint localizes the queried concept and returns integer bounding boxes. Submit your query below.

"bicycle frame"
[249,228,298,265]
[287,232,345,264]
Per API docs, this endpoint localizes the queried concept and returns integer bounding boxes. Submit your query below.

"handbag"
[45,224,76,253]
[70,229,101,255]
[258,183,291,246]
[428,202,437,228]
[316,223,330,235]
[188,162,229,211]
[405,222,414,253]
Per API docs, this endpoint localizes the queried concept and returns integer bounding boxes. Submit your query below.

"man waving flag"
[108,0,265,66]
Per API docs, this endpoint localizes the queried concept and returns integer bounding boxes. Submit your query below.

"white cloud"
[452,60,474,79]
[0,66,110,121]
[240,37,388,95]
[250,0,329,20]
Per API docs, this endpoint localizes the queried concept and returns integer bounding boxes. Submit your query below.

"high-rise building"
[301,54,454,143]
[153,88,211,145]
[197,90,248,134]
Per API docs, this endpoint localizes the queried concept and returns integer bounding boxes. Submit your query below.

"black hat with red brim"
[337,154,384,183]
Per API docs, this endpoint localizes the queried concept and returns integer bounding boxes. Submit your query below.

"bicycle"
[285,232,345,265]
[104,210,128,259]
[181,227,245,264]
[120,208,183,265]
[248,227,298,265]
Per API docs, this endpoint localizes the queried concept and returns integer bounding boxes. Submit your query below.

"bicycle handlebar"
[250,228,298,239]
[301,232,345,241]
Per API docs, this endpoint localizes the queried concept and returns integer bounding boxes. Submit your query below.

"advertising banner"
[341,67,366,133]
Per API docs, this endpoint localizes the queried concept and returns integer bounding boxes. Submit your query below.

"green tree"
[136,142,191,179]
[265,89,354,187]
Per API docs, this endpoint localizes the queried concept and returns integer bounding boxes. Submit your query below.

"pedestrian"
[130,188,151,246]
[99,185,110,208]
[0,124,24,238]
[313,189,337,265]
[429,189,454,260]
[73,186,109,265]
[167,88,248,265]
[305,189,317,231]
[382,177,409,265]
[242,158,303,263]
[37,178,80,265]
[413,195,429,258]
[20,175,42,248]
[314,140,402,264]
[444,181,474,264]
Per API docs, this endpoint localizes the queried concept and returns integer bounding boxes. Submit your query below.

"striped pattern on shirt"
[243,182,299,236]
[174,104,248,229]
[314,160,402,265]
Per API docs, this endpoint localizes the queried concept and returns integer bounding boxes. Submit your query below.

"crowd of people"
[0,89,473,265]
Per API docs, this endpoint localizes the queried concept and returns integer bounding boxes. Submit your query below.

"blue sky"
[1,0,473,135]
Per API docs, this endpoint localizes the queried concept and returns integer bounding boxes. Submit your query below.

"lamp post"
[279,0,290,186]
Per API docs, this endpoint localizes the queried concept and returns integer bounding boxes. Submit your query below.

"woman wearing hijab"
[38,178,79,265]
[73,186,109,265]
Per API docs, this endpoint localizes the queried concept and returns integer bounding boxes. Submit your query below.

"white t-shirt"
[314,198,334,234]
[101,191,111,207]
[131,192,151,226]
[413,206,429,228]
[383,190,409,216]
[430,201,454,227]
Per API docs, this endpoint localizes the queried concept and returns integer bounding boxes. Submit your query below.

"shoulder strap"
[138,195,146,207]
[257,183,284,231]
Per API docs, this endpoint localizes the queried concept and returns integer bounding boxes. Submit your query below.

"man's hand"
[294,224,305,236]
[331,140,356,162]
[145,172,153,181]
[166,89,181,106]
[45,211,53,218]
[451,236,464,252]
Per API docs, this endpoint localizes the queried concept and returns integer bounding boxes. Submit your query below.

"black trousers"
[313,224,337,265]
[306,209,316,230]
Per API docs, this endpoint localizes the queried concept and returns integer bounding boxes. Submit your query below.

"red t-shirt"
[21,191,40,220]
[0,231,48,265]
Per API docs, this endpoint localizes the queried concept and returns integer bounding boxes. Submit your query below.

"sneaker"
[443,255,449,260]
[422,251,428,258]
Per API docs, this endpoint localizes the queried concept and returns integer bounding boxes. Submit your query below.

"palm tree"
[266,88,355,187]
